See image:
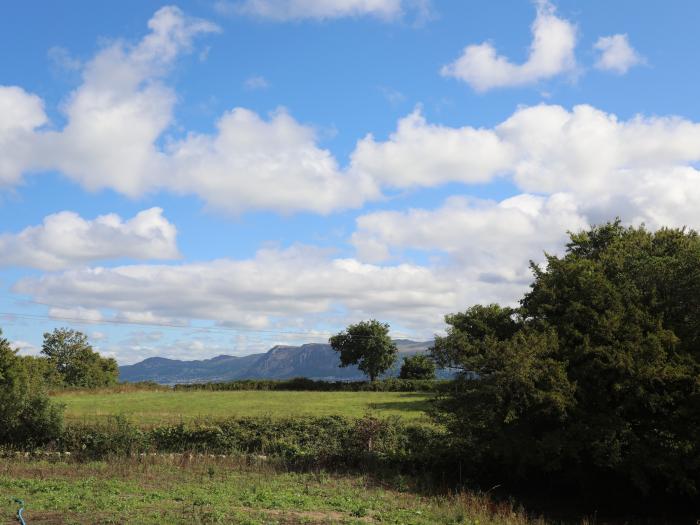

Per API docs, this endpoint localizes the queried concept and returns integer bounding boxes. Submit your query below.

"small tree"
[330,320,398,381]
[0,330,63,445]
[399,354,436,380]
[42,328,118,387]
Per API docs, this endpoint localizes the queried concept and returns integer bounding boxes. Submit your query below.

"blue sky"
[1,0,699,364]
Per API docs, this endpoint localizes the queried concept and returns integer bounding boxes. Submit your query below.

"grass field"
[0,457,547,525]
[52,390,434,425]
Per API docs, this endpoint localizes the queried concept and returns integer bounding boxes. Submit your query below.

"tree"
[399,354,436,380]
[0,330,63,445]
[433,221,700,500]
[330,320,398,381]
[42,328,118,388]
[22,355,64,391]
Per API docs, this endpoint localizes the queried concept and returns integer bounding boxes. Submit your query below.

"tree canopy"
[330,320,398,381]
[42,328,118,388]
[399,354,436,380]
[433,221,700,499]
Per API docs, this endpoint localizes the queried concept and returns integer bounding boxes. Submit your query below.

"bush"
[0,330,63,446]
[399,355,436,380]
[54,415,449,475]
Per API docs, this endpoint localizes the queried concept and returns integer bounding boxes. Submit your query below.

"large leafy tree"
[433,221,700,498]
[0,329,63,445]
[42,328,118,388]
[330,320,398,381]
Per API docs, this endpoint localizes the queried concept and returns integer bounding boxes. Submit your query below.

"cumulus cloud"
[498,104,700,227]
[352,104,700,229]
[0,6,378,214]
[352,190,587,262]
[350,108,513,187]
[224,0,404,21]
[441,0,577,91]
[14,245,470,334]
[352,193,588,282]
[0,86,47,185]
[594,34,644,74]
[168,108,378,214]
[0,208,179,270]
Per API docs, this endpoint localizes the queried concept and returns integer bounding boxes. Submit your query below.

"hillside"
[119,340,433,384]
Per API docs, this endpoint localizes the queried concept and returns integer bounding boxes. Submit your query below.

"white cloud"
[244,75,269,90]
[11,340,40,356]
[0,6,378,215]
[48,306,105,323]
[0,86,47,185]
[350,108,513,187]
[441,0,577,91]
[352,192,588,280]
[168,107,379,214]
[36,6,219,197]
[497,104,700,227]
[0,208,179,270]
[226,0,404,21]
[13,245,466,334]
[594,34,644,74]
[352,103,700,230]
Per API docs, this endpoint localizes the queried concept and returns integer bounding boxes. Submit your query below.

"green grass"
[52,390,434,425]
[0,457,549,525]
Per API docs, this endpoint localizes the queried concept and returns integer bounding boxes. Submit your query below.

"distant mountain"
[119,340,434,384]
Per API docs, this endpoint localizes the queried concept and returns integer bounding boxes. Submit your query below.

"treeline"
[174,377,450,392]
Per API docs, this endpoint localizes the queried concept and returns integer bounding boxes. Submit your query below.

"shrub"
[0,330,63,446]
[399,354,436,380]
[54,415,448,475]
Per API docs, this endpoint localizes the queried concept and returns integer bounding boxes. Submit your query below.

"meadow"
[0,456,550,525]
[52,390,434,426]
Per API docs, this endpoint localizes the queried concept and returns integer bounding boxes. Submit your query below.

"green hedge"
[51,415,449,473]
[173,377,451,392]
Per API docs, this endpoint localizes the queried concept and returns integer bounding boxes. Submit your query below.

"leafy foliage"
[433,221,700,499]
[330,320,398,381]
[0,330,63,445]
[42,328,118,388]
[399,354,436,380]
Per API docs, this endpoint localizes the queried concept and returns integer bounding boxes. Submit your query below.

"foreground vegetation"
[53,390,434,425]
[0,456,549,525]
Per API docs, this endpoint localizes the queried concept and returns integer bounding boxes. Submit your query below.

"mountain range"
[119,339,434,384]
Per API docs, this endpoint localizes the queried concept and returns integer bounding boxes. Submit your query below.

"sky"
[1,0,700,364]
